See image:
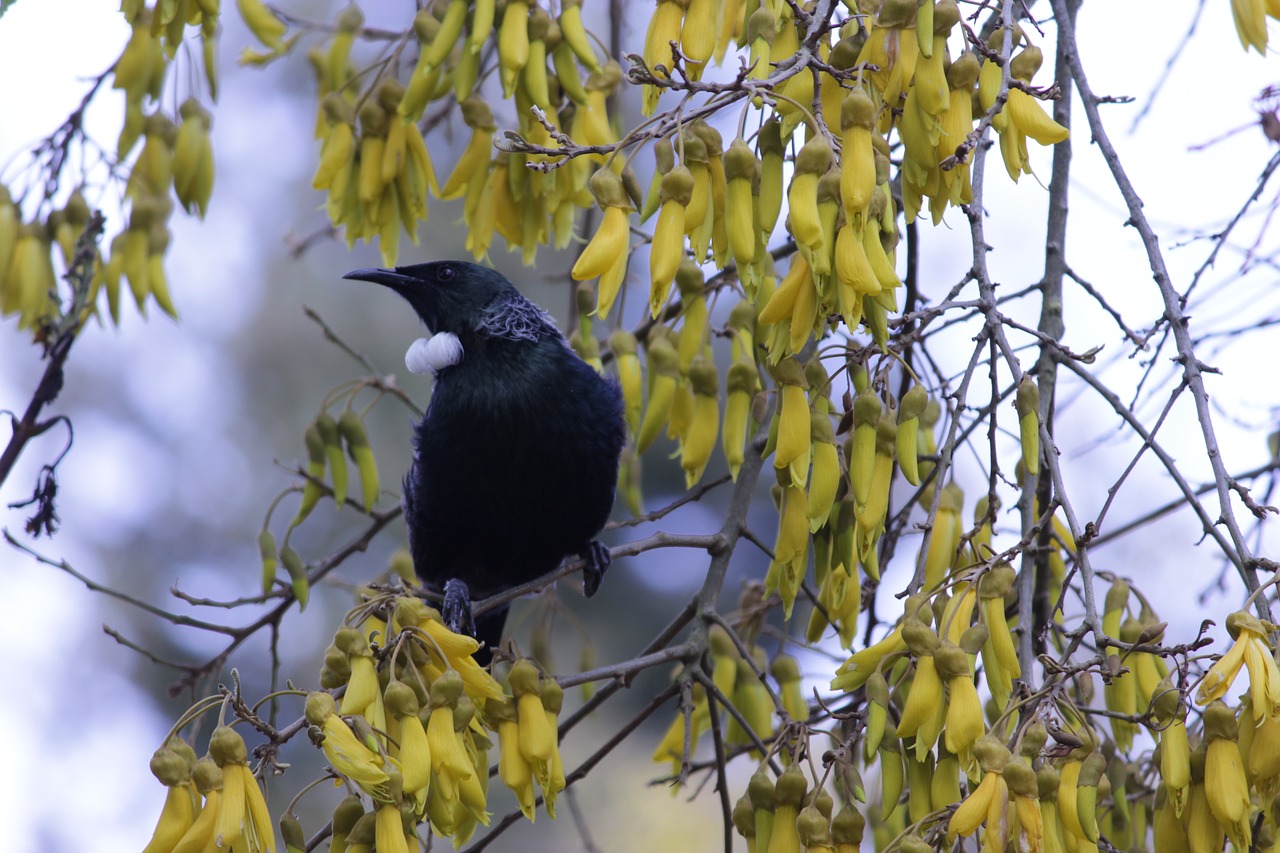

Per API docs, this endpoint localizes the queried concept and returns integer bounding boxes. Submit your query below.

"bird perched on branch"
[344,261,626,659]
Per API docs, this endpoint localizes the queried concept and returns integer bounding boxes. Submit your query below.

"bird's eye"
[437,265,456,282]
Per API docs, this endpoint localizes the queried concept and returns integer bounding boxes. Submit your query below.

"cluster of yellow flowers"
[141,728,277,853]
[143,594,570,852]
[1,0,218,331]
[301,0,614,268]
[733,762,867,853]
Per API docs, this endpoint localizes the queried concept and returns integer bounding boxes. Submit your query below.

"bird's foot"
[442,578,477,638]
[581,540,612,599]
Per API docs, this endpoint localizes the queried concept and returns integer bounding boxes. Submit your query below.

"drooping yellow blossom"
[947,736,1012,847]
[305,691,391,794]
[208,726,276,853]
[142,740,198,853]
[1196,609,1280,723]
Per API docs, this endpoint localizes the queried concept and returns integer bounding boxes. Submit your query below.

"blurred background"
[2,1,1279,850]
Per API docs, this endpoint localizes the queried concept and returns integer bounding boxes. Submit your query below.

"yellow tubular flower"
[848,388,881,506]
[939,53,979,204]
[756,118,784,239]
[637,335,680,452]
[807,413,840,532]
[237,0,287,50]
[427,672,475,805]
[467,0,496,53]
[840,89,877,222]
[1197,610,1280,721]
[375,804,409,853]
[498,0,530,97]
[572,168,633,282]
[1161,715,1191,816]
[978,562,1021,676]
[759,251,810,330]
[559,0,600,70]
[538,680,567,817]
[440,98,496,200]
[723,361,759,480]
[643,0,685,113]
[208,726,276,853]
[830,623,905,692]
[922,482,964,589]
[858,414,896,539]
[142,744,197,853]
[896,655,942,739]
[724,138,758,267]
[675,261,708,371]
[648,164,693,315]
[937,643,984,764]
[383,682,431,803]
[1203,700,1252,849]
[769,358,811,483]
[681,0,716,77]
[304,691,389,792]
[510,659,554,765]
[766,478,810,618]
[609,330,643,434]
[786,136,833,256]
[682,358,720,487]
[1231,0,1269,52]
[947,764,1007,842]
[768,765,808,853]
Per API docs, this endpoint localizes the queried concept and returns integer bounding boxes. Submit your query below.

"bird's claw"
[442,578,477,638]
[581,540,612,599]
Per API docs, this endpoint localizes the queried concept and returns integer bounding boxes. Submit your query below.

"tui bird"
[344,260,626,660]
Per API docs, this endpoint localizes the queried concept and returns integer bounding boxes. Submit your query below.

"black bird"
[344,260,626,659]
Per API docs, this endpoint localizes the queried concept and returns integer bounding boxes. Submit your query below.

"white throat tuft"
[405,333,465,375]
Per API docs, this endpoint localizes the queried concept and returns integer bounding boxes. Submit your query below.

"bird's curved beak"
[343,267,418,291]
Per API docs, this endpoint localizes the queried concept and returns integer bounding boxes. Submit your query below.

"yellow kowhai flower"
[171,756,223,853]
[681,358,720,488]
[383,682,431,807]
[538,680,567,817]
[510,659,555,766]
[806,413,840,532]
[208,726,276,853]
[439,98,497,200]
[1196,609,1280,722]
[609,329,643,434]
[768,765,808,853]
[1203,700,1253,850]
[724,138,757,268]
[937,643,984,767]
[142,741,198,853]
[489,697,537,820]
[1239,693,1280,796]
[636,335,681,453]
[830,623,905,692]
[426,671,476,806]
[765,475,809,619]
[648,164,693,317]
[305,691,391,794]
[1230,0,1270,53]
[571,168,632,311]
[768,357,811,486]
[897,652,942,740]
[840,89,877,223]
[374,802,410,853]
[723,360,759,481]
[947,735,1012,847]
[786,135,833,263]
